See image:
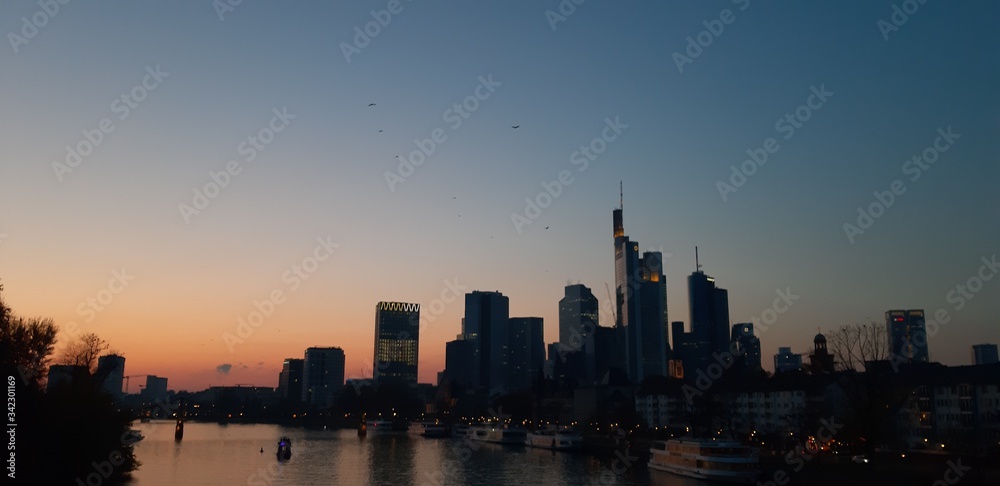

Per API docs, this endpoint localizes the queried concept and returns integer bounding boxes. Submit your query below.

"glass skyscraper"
[373,301,420,385]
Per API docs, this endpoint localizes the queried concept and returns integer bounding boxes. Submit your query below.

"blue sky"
[1,1,997,388]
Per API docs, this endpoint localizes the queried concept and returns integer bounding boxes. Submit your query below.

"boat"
[124,429,144,443]
[468,425,527,445]
[409,421,451,438]
[276,437,292,461]
[452,424,471,437]
[365,419,405,434]
[648,439,759,484]
[525,428,583,451]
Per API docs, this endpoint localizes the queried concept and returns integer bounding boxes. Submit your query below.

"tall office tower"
[592,325,618,382]
[464,290,510,392]
[443,339,477,388]
[508,317,545,390]
[143,376,168,402]
[612,185,668,383]
[277,358,304,402]
[373,301,420,385]
[96,354,126,398]
[885,310,929,363]
[774,347,803,373]
[687,252,731,373]
[302,347,346,408]
[971,344,999,365]
[731,323,762,371]
[559,284,599,382]
[669,321,688,378]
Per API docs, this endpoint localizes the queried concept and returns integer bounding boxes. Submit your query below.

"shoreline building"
[96,354,126,399]
[464,290,510,393]
[373,301,420,385]
[302,347,345,408]
[731,323,762,372]
[612,185,668,383]
[972,344,999,365]
[277,358,304,403]
[559,284,599,383]
[508,317,545,390]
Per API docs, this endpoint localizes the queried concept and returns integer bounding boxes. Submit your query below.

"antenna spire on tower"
[619,181,623,210]
[696,246,702,273]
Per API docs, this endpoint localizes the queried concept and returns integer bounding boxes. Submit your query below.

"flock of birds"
[365,103,547,233]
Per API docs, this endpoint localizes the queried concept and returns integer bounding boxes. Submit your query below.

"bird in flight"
[378,129,383,133]
[545,226,550,229]
[368,103,376,107]
[511,125,520,129]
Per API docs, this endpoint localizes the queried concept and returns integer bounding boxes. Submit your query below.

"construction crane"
[123,374,148,394]
[605,282,617,326]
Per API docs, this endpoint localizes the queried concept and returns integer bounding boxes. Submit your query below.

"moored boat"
[525,428,582,451]
[648,439,759,484]
[468,425,527,445]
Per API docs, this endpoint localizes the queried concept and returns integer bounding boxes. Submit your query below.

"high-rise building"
[96,354,126,398]
[508,317,545,390]
[302,347,345,408]
[686,256,730,374]
[442,339,476,388]
[612,186,668,383]
[143,375,168,402]
[559,284,599,382]
[373,301,420,385]
[464,290,510,392]
[592,325,619,383]
[731,323,762,371]
[972,344,999,365]
[886,310,929,363]
[277,358,304,402]
[774,347,802,373]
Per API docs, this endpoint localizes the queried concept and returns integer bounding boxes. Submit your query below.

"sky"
[1,1,998,392]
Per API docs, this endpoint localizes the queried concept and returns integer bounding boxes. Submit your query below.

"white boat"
[408,421,451,438]
[648,439,759,484]
[467,425,527,445]
[525,428,583,451]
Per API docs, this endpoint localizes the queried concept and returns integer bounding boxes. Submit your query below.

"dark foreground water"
[127,421,712,486]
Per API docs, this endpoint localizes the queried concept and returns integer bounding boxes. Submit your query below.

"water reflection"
[129,422,708,486]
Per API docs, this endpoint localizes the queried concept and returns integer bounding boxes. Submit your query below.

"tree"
[61,332,109,372]
[0,281,58,388]
[828,322,915,455]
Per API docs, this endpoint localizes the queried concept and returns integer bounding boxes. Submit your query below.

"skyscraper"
[885,309,929,363]
[971,344,999,365]
[373,301,420,385]
[277,358,304,402]
[613,186,667,383]
[96,354,125,399]
[508,317,545,390]
[302,347,345,408]
[442,339,476,388]
[143,375,168,402]
[687,255,730,374]
[464,290,510,392]
[559,284,599,382]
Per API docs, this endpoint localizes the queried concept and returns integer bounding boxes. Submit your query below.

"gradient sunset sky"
[2,1,997,391]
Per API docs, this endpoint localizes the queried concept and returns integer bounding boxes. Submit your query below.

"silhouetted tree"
[0,281,58,388]
[828,322,914,455]
[60,332,109,372]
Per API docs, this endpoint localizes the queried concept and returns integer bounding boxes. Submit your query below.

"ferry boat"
[276,437,292,461]
[648,439,759,484]
[452,424,471,437]
[525,428,583,451]
[468,425,527,445]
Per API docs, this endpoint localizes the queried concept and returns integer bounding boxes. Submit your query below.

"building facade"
[886,309,930,363]
[464,290,510,392]
[373,301,420,385]
[277,358,304,402]
[302,347,345,408]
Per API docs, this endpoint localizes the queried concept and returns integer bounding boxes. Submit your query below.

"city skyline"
[2,1,998,391]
